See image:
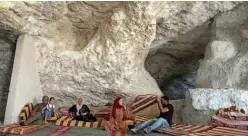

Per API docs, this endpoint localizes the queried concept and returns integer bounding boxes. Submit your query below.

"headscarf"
[76,97,83,116]
[111,97,124,119]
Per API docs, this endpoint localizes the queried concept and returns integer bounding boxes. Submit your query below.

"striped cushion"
[55,116,135,128]
[0,124,50,135]
[55,116,106,128]
[20,103,34,123]
[131,94,157,114]
[94,108,111,119]
[187,127,248,136]
[212,106,248,130]
[156,124,215,136]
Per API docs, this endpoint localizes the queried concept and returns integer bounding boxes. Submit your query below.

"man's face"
[42,96,49,104]
[78,98,83,105]
[161,98,168,105]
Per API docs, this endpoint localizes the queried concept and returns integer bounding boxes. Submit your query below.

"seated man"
[130,95,174,134]
[20,96,49,126]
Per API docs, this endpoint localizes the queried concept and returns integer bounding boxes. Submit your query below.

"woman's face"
[119,99,124,106]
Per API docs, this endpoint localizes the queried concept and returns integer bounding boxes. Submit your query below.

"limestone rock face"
[146,1,241,99]
[196,3,248,89]
[0,39,15,122]
[0,1,242,110]
[183,88,248,125]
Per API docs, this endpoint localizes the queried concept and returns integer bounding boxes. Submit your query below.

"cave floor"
[9,125,168,136]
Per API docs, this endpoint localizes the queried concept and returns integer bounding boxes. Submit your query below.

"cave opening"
[0,24,18,123]
[145,19,213,100]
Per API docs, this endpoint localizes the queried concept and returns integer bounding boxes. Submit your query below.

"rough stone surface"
[146,2,241,99]
[0,1,242,110]
[0,39,15,123]
[196,3,248,89]
[183,88,248,125]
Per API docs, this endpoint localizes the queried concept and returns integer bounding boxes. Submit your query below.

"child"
[42,97,56,123]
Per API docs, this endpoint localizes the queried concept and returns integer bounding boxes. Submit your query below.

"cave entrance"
[0,25,18,123]
[145,19,213,100]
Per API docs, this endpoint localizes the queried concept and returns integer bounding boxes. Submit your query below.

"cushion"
[19,102,59,124]
[20,103,34,123]
[212,106,248,130]
[94,108,111,119]
[55,116,106,128]
[131,94,157,114]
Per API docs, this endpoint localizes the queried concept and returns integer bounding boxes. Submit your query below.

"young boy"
[42,97,56,123]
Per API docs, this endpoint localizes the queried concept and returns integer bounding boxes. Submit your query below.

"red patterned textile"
[212,106,248,130]
[131,94,157,114]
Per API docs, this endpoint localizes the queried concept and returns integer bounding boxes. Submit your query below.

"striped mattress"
[156,124,248,136]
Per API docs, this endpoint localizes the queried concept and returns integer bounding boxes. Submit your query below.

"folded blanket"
[212,106,248,130]
[131,94,157,114]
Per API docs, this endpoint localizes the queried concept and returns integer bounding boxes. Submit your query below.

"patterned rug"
[156,124,214,136]
[156,124,248,136]
[131,94,157,114]
[0,123,51,135]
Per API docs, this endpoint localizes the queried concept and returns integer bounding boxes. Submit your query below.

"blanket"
[156,124,214,136]
[131,94,157,114]
[187,126,248,136]
[0,123,50,135]
[212,106,248,130]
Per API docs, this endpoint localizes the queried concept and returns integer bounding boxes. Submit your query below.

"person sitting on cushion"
[130,95,174,134]
[69,97,96,122]
[20,96,49,126]
[42,97,56,123]
[105,97,132,133]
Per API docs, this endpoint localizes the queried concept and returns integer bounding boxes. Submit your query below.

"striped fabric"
[94,108,111,119]
[131,94,157,114]
[55,116,105,128]
[156,124,214,136]
[19,103,59,123]
[187,127,248,136]
[55,116,136,128]
[212,106,248,130]
[134,115,155,125]
[20,103,33,123]
[0,124,50,135]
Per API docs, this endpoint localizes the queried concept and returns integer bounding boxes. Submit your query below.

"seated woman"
[69,97,96,122]
[105,97,131,133]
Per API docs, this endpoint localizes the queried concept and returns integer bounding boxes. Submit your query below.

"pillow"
[94,108,111,119]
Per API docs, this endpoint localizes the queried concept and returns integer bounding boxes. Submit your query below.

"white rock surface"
[196,3,248,89]
[183,88,248,125]
[0,2,242,110]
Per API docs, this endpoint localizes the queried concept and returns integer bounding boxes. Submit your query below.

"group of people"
[20,95,174,134]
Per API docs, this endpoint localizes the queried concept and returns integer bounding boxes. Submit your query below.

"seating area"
[1,95,248,135]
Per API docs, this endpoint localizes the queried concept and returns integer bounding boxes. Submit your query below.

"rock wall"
[196,3,248,89]
[183,88,248,125]
[0,39,15,123]
[0,1,242,110]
